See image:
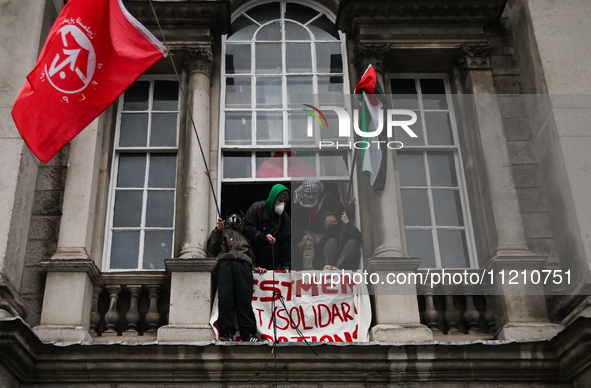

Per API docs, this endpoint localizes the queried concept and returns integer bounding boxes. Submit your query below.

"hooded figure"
[291,178,347,270]
[312,211,362,270]
[208,209,266,342]
[243,184,292,270]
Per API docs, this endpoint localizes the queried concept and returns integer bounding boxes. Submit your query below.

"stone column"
[353,44,432,342]
[157,258,217,341]
[179,45,214,259]
[33,118,103,342]
[459,44,560,340]
[158,44,217,342]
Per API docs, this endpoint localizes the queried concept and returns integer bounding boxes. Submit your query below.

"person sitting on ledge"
[312,211,362,271]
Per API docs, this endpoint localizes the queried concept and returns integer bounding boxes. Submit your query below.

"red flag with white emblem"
[12,0,167,163]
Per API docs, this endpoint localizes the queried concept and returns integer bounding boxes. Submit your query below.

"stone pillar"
[158,44,217,342]
[179,45,214,259]
[367,258,433,342]
[459,44,560,340]
[0,0,50,319]
[353,44,406,258]
[157,258,217,341]
[33,118,103,342]
[353,44,431,342]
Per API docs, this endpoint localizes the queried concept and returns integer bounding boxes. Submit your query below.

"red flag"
[12,0,167,164]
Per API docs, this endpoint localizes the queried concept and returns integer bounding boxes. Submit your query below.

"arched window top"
[228,1,339,42]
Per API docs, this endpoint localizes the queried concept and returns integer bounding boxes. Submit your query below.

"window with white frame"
[221,1,350,187]
[104,79,180,270]
[391,76,476,268]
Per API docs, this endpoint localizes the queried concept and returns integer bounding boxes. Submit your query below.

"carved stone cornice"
[41,258,101,283]
[353,43,390,75]
[459,44,494,70]
[123,1,231,37]
[337,0,507,37]
[164,258,217,274]
[184,46,214,77]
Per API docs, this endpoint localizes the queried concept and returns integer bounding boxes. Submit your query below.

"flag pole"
[147,0,221,218]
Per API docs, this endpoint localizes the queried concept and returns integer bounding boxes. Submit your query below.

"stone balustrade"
[417,270,496,337]
[90,272,170,339]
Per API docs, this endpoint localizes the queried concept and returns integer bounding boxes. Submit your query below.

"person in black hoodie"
[243,184,291,270]
[312,211,362,270]
[208,209,266,342]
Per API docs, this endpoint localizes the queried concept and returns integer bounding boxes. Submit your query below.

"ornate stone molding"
[41,258,101,283]
[164,258,217,274]
[353,43,390,75]
[458,44,494,78]
[184,46,213,77]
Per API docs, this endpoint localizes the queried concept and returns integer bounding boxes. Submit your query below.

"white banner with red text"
[210,270,371,342]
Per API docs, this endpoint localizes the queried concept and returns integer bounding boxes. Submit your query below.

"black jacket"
[243,200,291,270]
[313,221,362,270]
[291,190,345,243]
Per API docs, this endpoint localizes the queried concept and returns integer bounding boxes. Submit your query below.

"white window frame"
[219,0,353,185]
[102,75,181,272]
[390,73,478,269]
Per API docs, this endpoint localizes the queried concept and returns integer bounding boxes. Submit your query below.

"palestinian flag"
[355,65,386,190]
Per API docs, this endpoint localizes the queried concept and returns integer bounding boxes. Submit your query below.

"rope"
[147,0,221,218]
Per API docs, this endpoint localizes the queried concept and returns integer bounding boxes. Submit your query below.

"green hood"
[266,184,290,215]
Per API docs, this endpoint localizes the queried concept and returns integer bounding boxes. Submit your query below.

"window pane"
[226,45,251,74]
[420,79,448,109]
[224,152,251,178]
[316,43,342,73]
[119,114,148,147]
[150,113,177,147]
[394,111,423,146]
[438,230,470,268]
[123,81,149,111]
[309,15,338,40]
[287,76,312,108]
[148,154,177,188]
[256,21,281,41]
[390,79,418,110]
[225,112,252,145]
[319,151,348,177]
[228,16,257,41]
[110,231,140,269]
[153,81,179,111]
[286,43,312,73]
[288,111,314,145]
[145,191,175,227]
[256,43,282,74]
[397,152,426,187]
[113,190,143,227]
[285,3,319,24]
[143,230,172,269]
[256,151,283,178]
[318,76,344,105]
[428,152,458,187]
[288,151,316,177]
[285,22,310,40]
[256,77,282,108]
[256,112,283,145]
[226,77,251,108]
[319,110,340,141]
[406,230,436,268]
[425,112,454,145]
[246,2,280,24]
[117,154,146,188]
[433,189,463,226]
[401,189,431,226]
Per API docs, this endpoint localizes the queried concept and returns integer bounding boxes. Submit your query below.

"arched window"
[220,1,351,211]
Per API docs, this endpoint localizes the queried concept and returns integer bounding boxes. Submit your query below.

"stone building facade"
[0,0,591,386]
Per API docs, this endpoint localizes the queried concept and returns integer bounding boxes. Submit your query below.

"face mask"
[326,224,341,238]
[274,203,285,215]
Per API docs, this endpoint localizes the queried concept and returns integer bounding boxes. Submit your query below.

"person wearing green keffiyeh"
[243,184,292,270]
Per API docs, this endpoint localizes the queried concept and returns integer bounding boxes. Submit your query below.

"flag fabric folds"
[12,0,167,164]
[355,64,386,191]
